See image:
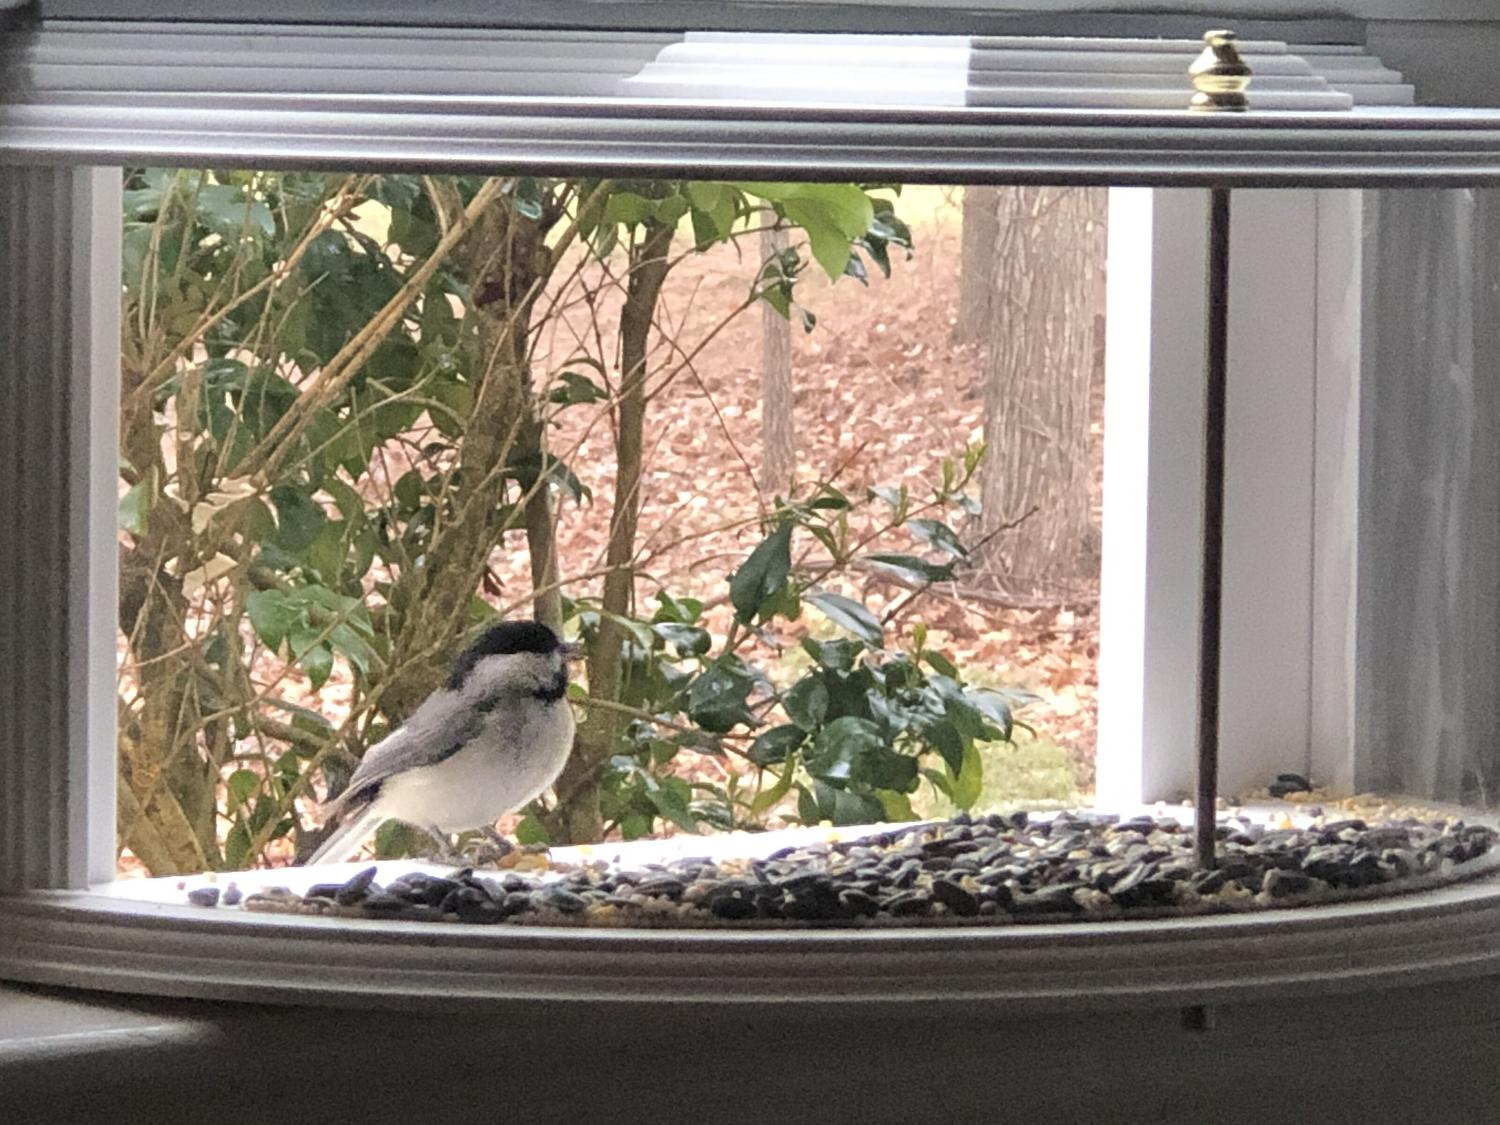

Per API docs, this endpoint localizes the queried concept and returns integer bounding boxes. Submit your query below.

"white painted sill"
[5,818,1500,1013]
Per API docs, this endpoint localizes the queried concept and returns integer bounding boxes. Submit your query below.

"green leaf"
[733,183,874,280]
[796,784,821,824]
[393,469,425,515]
[926,720,966,776]
[652,591,704,624]
[868,484,909,521]
[860,747,920,791]
[301,520,349,584]
[806,591,884,648]
[245,589,303,652]
[224,822,251,869]
[270,486,327,553]
[966,687,1020,741]
[864,553,956,584]
[515,814,550,846]
[807,716,885,782]
[951,739,984,811]
[783,676,830,730]
[906,518,968,559]
[800,636,861,672]
[805,487,851,511]
[119,471,156,536]
[508,176,546,222]
[877,789,917,821]
[729,521,793,624]
[922,649,959,677]
[226,769,260,809]
[749,758,798,815]
[374,820,426,859]
[647,776,699,833]
[329,623,381,676]
[547,370,610,406]
[684,660,757,733]
[684,182,737,243]
[747,723,806,767]
[196,182,275,238]
[921,770,954,806]
[655,193,689,226]
[603,192,654,226]
[620,812,654,840]
[651,622,712,657]
[290,631,335,690]
[813,780,883,826]
[323,477,366,523]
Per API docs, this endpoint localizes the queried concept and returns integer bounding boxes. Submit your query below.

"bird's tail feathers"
[305,802,384,866]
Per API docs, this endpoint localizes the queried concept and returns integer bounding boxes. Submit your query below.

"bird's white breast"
[374,699,575,833]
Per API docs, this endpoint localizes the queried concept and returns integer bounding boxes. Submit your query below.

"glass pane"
[1355,187,1500,813]
[113,170,1105,884]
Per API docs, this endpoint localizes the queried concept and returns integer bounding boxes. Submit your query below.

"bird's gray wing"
[328,690,484,816]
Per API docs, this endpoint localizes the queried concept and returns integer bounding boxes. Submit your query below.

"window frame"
[5,15,1500,1012]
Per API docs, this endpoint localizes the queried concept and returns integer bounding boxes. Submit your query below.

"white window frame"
[4,15,1500,1012]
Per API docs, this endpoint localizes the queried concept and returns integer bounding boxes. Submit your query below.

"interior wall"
[10,977,1500,1125]
[1366,21,1500,106]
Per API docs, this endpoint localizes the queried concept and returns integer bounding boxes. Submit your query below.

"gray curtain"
[1357,188,1500,806]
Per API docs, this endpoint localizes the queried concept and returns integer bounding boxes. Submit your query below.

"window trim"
[5,18,1500,1011]
[7,874,1500,1011]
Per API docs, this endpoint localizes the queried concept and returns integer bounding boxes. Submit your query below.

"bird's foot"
[420,827,468,868]
[458,827,515,867]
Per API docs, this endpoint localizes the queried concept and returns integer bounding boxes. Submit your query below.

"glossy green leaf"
[950,739,984,811]
[906,518,968,559]
[864,553,956,584]
[808,716,884,782]
[749,757,798,815]
[806,591,884,648]
[684,661,757,733]
[547,370,610,406]
[783,676,830,731]
[747,723,806,767]
[729,521,793,624]
[652,622,712,657]
[245,589,302,652]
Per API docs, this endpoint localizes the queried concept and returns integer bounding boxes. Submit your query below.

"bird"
[305,619,578,865]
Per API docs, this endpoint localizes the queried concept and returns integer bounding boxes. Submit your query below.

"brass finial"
[1189,29,1252,112]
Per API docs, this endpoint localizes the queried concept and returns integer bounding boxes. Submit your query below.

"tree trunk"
[378,191,556,719]
[954,186,1000,345]
[976,186,1106,597]
[760,227,796,496]
[555,220,675,845]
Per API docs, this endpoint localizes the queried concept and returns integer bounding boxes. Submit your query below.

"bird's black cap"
[447,620,563,690]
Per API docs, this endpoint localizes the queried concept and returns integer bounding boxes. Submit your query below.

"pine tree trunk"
[954,186,1000,345]
[760,226,796,496]
[976,186,1106,597]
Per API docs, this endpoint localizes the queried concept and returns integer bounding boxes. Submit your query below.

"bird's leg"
[421,825,466,868]
[456,826,513,867]
[483,826,514,857]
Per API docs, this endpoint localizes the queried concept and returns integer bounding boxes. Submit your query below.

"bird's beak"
[559,642,583,663]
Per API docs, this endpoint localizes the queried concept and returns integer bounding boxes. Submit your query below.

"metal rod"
[1195,186,1231,870]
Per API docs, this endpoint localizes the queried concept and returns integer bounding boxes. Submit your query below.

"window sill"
[5,868,1500,1013]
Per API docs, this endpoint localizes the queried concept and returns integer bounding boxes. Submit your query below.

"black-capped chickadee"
[306,620,577,865]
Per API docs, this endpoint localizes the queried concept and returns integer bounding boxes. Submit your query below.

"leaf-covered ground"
[513,186,1101,817]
